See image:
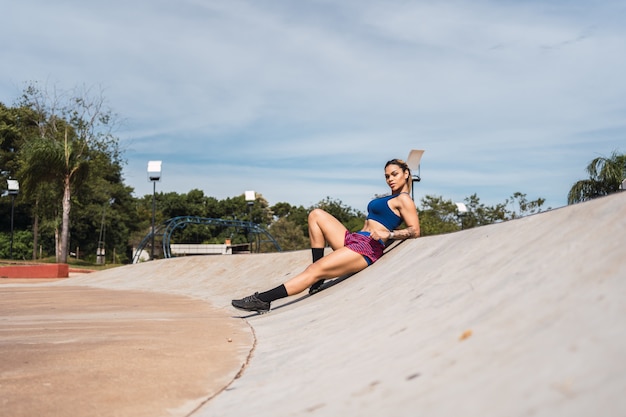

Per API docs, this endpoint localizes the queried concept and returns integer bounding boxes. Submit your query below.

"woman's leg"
[231,247,369,312]
[308,209,349,294]
[232,211,361,313]
[284,247,368,295]
[308,208,348,250]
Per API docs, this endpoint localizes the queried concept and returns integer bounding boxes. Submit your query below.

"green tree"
[19,133,89,262]
[416,192,545,236]
[506,192,546,218]
[568,151,626,204]
[16,83,121,263]
[460,193,508,229]
[315,197,365,232]
[418,195,460,236]
[271,202,310,239]
[134,191,278,251]
[0,230,32,260]
[2,104,54,259]
[267,197,366,251]
[0,103,27,177]
[70,146,140,264]
[268,217,308,251]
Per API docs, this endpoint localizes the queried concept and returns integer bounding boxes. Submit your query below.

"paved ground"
[0,285,252,417]
[1,192,625,416]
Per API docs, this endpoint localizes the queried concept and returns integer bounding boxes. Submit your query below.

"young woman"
[232,158,420,312]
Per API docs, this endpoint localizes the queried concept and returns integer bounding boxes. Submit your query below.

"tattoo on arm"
[392,227,418,239]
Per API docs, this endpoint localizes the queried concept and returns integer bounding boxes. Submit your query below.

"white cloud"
[1,0,625,212]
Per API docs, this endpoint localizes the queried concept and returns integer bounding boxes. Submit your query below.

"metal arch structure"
[132,216,282,264]
[161,216,282,258]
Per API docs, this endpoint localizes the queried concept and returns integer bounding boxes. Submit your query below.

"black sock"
[312,248,324,263]
[257,284,288,303]
[309,248,326,292]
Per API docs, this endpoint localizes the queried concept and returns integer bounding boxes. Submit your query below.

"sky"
[1,0,625,213]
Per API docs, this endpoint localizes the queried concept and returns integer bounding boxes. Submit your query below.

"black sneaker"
[308,280,325,295]
[232,292,271,313]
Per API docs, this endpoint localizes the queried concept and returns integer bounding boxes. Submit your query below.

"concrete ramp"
[46,193,626,416]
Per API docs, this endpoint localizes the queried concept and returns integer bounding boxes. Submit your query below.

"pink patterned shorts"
[344,231,385,265]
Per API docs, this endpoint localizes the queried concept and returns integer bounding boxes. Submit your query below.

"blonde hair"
[385,158,412,194]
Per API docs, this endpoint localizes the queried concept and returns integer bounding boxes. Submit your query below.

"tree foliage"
[1,82,573,263]
[0,230,32,260]
[568,151,626,204]
[268,217,309,251]
[14,83,123,262]
[266,197,366,251]
[418,192,547,236]
[1,84,138,263]
[418,195,460,236]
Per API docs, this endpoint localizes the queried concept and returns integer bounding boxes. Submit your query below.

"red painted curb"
[0,264,69,278]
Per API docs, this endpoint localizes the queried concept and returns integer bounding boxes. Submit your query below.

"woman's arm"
[390,194,420,239]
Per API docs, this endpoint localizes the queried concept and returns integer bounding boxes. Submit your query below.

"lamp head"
[147,161,162,181]
[7,179,19,195]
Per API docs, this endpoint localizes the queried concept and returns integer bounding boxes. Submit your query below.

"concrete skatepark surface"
[0,286,251,417]
[1,192,625,416]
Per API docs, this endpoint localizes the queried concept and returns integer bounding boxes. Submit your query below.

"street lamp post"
[7,179,19,260]
[406,149,424,203]
[244,191,255,252]
[147,161,162,261]
[244,190,255,219]
[455,202,468,230]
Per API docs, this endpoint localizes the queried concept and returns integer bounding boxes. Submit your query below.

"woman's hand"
[369,229,391,242]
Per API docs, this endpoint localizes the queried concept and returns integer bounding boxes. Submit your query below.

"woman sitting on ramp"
[232,158,420,313]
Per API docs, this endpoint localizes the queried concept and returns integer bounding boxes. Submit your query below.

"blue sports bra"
[366,193,405,231]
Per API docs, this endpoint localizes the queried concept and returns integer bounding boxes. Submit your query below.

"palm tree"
[568,151,626,204]
[19,128,89,262]
[17,83,117,263]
